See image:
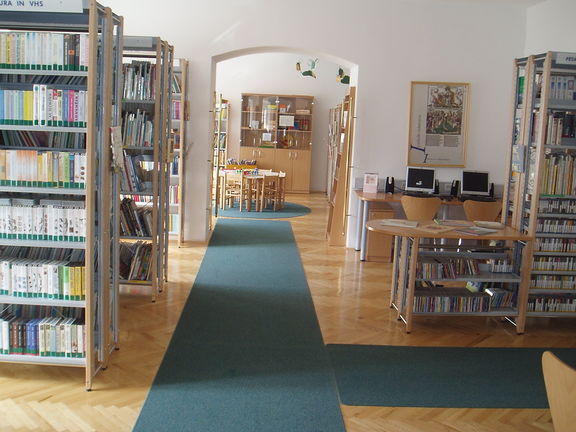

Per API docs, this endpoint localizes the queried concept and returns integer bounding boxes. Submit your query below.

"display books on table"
[380,219,418,228]
[417,223,454,234]
[434,219,474,227]
[456,226,498,236]
[474,221,505,229]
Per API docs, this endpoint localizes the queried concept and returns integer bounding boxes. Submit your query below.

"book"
[474,221,505,229]
[417,223,455,234]
[380,219,418,228]
[363,173,378,193]
[456,226,498,236]
[434,219,474,227]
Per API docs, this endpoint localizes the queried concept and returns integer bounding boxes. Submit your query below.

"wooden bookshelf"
[326,87,356,246]
[211,93,229,223]
[503,51,576,325]
[0,1,123,390]
[119,36,173,301]
[169,59,188,247]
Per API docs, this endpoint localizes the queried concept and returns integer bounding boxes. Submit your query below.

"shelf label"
[0,0,83,13]
[555,53,576,65]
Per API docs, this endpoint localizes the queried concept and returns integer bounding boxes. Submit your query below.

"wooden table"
[355,191,463,261]
[366,219,533,333]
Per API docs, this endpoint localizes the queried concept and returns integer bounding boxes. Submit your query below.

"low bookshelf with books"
[119,36,173,301]
[0,2,123,390]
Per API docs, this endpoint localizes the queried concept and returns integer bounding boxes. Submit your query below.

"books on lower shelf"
[0,305,85,358]
[120,152,154,193]
[1,130,86,149]
[119,241,152,281]
[528,294,576,313]
[122,109,153,148]
[120,197,152,237]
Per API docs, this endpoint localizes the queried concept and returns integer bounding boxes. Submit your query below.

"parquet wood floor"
[0,193,574,431]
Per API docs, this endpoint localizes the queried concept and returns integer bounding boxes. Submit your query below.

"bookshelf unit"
[119,36,173,301]
[211,93,228,221]
[239,93,313,193]
[503,51,576,323]
[327,87,356,246]
[0,1,123,389]
[169,58,188,247]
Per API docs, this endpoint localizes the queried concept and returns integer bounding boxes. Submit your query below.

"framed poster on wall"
[407,81,470,167]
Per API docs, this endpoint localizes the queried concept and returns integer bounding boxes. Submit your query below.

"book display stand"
[0,0,123,390]
[503,51,576,324]
[119,36,173,301]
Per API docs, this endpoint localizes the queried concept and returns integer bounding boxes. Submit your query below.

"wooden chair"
[542,351,576,432]
[222,171,243,209]
[463,200,502,222]
[259,173,281,211]
[400,195,441,220]
[277,171,286,209]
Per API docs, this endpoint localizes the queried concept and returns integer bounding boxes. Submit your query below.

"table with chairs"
[219,169,286,212]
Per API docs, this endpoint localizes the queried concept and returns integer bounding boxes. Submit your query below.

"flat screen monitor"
[405,166,436,194]
[461,170,490,196]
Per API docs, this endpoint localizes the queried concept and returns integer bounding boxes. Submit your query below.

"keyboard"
[459,195,496,202]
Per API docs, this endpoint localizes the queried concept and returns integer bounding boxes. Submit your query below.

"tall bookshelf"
[119,36,173,301]
[503,51,576,325]
[211,93,228,221]
[169,58,188,247]
[0,1,123,389]
[326,87,356,246]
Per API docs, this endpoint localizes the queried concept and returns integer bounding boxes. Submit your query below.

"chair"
[542,351,576,432]
[463,200,502,222]
[259,173,281,211]
[400,195,441,220]
[222,171,243,209]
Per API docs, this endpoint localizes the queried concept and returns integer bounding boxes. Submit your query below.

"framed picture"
[407,81,470,167]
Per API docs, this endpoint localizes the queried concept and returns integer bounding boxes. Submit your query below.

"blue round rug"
[216,202,311,219]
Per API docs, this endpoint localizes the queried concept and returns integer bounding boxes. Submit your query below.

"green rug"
[216,201,311,219]
[134,219,345,432]
[327,344,576,408]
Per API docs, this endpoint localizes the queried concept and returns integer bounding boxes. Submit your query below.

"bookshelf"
[239,93,313,193]
[326,103,342,200]
[120,36,173,301]
[169,58,188,247]
[0,1,123,389]
[326,87,356,246]
[503,51,576,323]
[211,93,228,221]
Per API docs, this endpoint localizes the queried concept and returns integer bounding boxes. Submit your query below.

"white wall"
[105,0,530,243]
[525,0,576,54]
[216,53,349,192]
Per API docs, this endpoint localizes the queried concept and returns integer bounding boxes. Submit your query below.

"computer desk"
[354,190,464,261]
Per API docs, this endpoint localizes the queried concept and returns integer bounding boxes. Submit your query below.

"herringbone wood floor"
[0,193,574,431]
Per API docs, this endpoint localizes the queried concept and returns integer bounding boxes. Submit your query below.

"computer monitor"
[461,170,490,196]
[405,166,436,194]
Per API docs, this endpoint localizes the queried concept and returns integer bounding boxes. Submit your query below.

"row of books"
[1,130,85,149]
[168,214,179,233]
[119,241,152,281]
[0,199,86,241]
[532,112,575,145]
[417,257,480,280]
[0,314,85,357]
[0,87,87,127]
[535,218,576,234]
[531,275,576,290]
[171,74,181,93]
[528,294,576,312]
[548,75,576,101]
[0,32,89,71]
[538,198,576,214]
[1,73,86,86]
[0,149,86,188]
[170,156,179,176]
[171,100,181,121]
[0,246,84,262]
[122,109,154,148]
[0,259,85,300]
[120,198,152,238]
[414,287,490,313]
[169,185,179,204]
[533,256,576,271]
[120,153,153,193]
[123,61,156,101]
[535,238,576,252]
[532,153,576,195]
